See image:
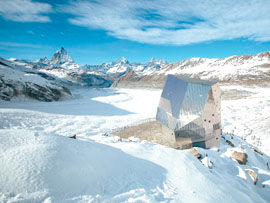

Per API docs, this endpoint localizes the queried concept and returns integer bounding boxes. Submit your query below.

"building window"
[213,123,220,130]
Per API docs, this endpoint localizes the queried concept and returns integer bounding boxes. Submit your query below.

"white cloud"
[64,0,270,45]
[0,41,42,48]
[0,0,52,22]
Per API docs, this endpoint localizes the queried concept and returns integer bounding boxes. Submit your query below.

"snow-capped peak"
[148,57,156,63]
[147,58,167,65]
[50,47,74,65]
[38,57,49,65]
[8,57,18,61]
[115,57,128,64]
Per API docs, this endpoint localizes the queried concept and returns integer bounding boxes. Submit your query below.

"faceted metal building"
[156,74,221,149]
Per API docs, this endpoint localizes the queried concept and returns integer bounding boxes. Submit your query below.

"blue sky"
[0,0,269,65]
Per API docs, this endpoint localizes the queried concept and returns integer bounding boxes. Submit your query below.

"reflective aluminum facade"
[156,74,221,148]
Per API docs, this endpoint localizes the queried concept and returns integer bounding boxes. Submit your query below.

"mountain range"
[113,52,270,88]
[0,47,269,101]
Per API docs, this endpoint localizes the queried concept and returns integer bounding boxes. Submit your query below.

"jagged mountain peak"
[115,57,128,64]
[50,47,74,65]
[147,57,167,65]
[148,57,157,63]
[58,46,67,55]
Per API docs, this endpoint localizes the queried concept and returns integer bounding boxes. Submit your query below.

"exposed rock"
[50,47,74,65]
[0,57,72,101]
[252,147,263,155]
[0,80,71,102]
[246,169,258,185]
[230,151,247,165]
[69,134,76,139]
[0,78,17,101]
[226,140,235,147]
[68,72,113,87]
[188,148,201,159]
[26,71,56,81]
[23,82,71,102]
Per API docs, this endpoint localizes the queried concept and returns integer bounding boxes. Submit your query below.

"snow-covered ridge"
[159,52,270,82]
[113,52,270,88]
[81,57,167,76]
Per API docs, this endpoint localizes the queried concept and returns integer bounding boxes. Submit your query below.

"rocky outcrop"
[188,148,201,159]
[0,76,71,102]
[68,72,113,87]
[0,78,18,101]
[0,58,71,101]
[23,82,71,102]
[230,151,247,165]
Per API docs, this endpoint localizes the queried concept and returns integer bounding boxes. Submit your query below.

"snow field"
[222,86,270,155]
[0,87,270,202]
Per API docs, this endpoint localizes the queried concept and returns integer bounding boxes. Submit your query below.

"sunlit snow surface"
[0,87,270,202]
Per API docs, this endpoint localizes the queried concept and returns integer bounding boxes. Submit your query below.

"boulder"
[188,148,201,159]
[230,151,247,165]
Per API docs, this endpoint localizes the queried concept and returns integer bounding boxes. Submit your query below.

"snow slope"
[222,86,270,155]
[0,87,270,202]
[159,53,270,82]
